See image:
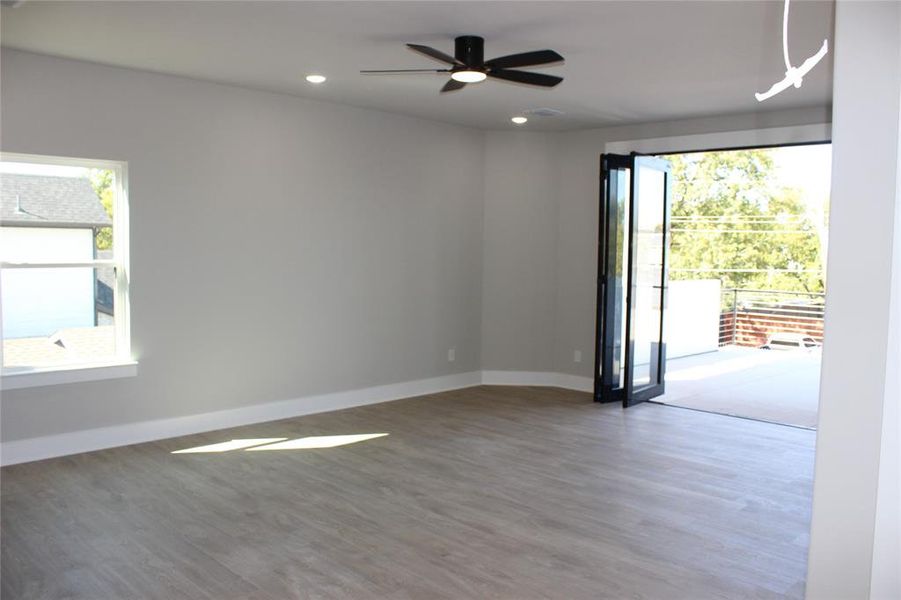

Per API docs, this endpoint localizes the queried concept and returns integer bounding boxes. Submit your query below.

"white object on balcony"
[666,279,722,359]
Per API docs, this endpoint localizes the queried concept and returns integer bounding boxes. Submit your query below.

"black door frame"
[594,154,631,404]
[595,141,832,410]
[623,155,671,406]
[594,153,671,407]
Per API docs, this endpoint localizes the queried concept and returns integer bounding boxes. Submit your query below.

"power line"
[671,217,810,222]
[671,229,817,234]
[670,268,824,273]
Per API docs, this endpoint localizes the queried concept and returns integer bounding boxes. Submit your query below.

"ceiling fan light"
[511,116,528,125]
[451,70,487,83]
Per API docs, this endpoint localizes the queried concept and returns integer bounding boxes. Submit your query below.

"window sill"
[1,360,138,390]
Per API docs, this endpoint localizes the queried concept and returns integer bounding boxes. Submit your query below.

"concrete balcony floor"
[660,345,821,429]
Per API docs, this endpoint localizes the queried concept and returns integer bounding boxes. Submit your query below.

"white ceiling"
[0,1,834,131]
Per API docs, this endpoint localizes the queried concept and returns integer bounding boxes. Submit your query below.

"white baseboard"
[481,370,559,387]
[553,372,594,392]
[0,369,593,466]
[0,371,482,466]
[481,370,593,392]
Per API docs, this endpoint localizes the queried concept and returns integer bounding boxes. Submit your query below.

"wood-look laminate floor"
[1,386,815,600]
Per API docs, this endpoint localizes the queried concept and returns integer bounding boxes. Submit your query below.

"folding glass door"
[594,154,671,407]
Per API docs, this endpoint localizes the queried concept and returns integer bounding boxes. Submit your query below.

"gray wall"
[0,50,485,441]
[480,132,558,372]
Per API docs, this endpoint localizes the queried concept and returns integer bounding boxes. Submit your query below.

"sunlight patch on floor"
[245,433,389,451]
[172,438,288,454]
[171,434,389,454]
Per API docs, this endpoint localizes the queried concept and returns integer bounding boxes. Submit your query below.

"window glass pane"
[2,267,117,369]
[88,168,115,255]
[1,227,97,263]
[1,162,115,259]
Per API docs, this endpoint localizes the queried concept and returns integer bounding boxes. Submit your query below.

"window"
[1,153,133,387]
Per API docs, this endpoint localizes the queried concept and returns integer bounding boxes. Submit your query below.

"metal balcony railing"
[718,288,826,347]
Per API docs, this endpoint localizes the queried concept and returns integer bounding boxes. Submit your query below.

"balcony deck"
[660,345,821,429]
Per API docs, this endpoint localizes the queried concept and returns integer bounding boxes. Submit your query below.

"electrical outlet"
[448,348,456,362]
[574,350,582,363]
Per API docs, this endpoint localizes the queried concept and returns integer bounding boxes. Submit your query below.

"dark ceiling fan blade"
[441,78,467,93]
[361,69,450,74]
[485,49,564,70]
[488,69,563,87]
[406,43,462,66]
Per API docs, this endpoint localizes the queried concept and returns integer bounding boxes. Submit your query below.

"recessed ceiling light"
[511,116,528,125]
[451,70,487,83]
[305,74,327,84]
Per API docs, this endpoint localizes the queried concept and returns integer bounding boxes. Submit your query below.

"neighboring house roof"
[3,325,115,370]
[1,173,111,228]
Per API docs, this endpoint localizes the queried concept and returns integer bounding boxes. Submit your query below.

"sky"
[770,143,832,211]
[0,161,87,177]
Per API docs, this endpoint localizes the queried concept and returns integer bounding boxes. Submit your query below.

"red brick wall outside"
[719,311,825,347]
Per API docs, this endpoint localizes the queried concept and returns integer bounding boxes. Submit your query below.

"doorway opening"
[595,143,830,429]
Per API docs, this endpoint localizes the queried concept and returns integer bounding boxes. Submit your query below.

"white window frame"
[0,152,136,389]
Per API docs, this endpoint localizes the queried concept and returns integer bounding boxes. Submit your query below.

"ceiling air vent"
[523,108,564,118]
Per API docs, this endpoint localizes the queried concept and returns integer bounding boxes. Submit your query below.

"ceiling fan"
[361,36,564,93]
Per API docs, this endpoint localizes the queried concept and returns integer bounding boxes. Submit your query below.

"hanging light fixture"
[450,70,487,83]
[756,0,828,102]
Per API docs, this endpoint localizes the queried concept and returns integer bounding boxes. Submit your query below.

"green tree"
[87,169,114,251]
[669,150,826,294]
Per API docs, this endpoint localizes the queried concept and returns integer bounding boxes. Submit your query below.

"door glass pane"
[600,166,630,392]
[631,165,666,390]
[612,168,630,389]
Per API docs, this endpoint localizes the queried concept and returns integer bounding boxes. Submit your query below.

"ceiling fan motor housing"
[455,36,485,68]
[361,36,563,92]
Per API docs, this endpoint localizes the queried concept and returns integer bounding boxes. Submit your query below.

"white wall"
[1,227,96,337]
[0,50,485,442]
[807,3,901,599]
[871,151,901,599]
